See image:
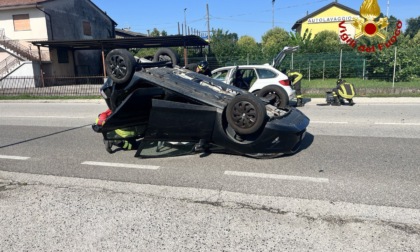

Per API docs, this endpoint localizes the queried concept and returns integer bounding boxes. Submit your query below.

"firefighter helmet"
[197,61,209,71]
[336,79,345,85]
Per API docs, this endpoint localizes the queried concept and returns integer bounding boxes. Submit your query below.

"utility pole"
[183,8,188,66]
[386,0,390,32]
[184,8,187,35]
[272,0,275,28]
[206,4,211,42]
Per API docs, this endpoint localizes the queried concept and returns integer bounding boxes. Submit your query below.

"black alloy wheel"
[105,49,136,85]
[226,94,266,135]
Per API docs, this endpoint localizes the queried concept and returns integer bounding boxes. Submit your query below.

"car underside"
[93,48,310,158]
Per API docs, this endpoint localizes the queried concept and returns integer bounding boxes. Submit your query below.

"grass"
[302,78,420,89]
[300,78,420,97]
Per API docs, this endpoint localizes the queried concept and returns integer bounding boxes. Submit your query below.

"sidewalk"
[1,171,419,251]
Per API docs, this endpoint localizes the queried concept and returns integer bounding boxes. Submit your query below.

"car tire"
[105,49,136,85]
[153,47,179,66]
[257,85,289,108]
[226,94,266,135]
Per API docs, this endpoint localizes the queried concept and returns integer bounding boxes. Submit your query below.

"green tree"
[405,16,420,38]
[150,28,160,37]
[387,15,400,32]
[288,29,313,52]
[261,27,289,60]
[395,32,420,80]
[134,48,158,59]
[237,36,262,64]
[209,29,239,65]
[311,30,341,53]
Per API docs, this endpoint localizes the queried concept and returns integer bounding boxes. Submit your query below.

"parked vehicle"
[93,48,309,159]
[211,46,299,108]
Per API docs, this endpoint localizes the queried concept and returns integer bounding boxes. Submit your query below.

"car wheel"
[257,85,289,108]
[105,49,136,85]
[226,94,266,135]
[153,47,179,66]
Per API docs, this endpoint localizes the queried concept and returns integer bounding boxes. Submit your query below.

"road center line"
[224,171,329,183]
[0,155,30,160]
[311,121,420,126]
[374,122,420,126]
[1,116,87,119]
[310,121,348,124]
[81,161,160,170]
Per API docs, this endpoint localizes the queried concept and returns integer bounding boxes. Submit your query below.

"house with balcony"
[0,0,116,87]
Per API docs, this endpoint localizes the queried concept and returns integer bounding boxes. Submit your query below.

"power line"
[213,0,329,20]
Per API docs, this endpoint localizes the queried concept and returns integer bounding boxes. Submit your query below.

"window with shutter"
[13,14,31,31]
[83,21,92,36]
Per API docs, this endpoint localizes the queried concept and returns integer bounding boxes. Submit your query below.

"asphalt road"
[1,98,420,251]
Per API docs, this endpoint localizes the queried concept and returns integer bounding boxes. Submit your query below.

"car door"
[145,99,217,142]
[211,68,231,83]
[227,66,238,86]
[101,87,165,132]
[272,46,299,70]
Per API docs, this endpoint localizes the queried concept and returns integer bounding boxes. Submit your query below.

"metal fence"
[1,49,419,97]
[188,47,419,86]
[0,76,103,96]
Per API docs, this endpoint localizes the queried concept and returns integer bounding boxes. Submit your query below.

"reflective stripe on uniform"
[288,72,303,84]
[338,83,355,99]
[115,129,136,138]
[122,141,132,150]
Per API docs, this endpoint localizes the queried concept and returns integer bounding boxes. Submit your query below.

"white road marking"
[0,155,30,160]
[224,171,329,183]
[311,121,420,126]
[81,161,160,170]
[310,121,349,124]
[374,122,420,126]
[1,116,86,119]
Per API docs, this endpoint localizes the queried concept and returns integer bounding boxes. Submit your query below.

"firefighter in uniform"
[332,79,356,106]
[287,70,304,107]
[185,60,211,76]
[94,109,140,153]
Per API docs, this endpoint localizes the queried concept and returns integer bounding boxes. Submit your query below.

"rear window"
[256,69,277,79]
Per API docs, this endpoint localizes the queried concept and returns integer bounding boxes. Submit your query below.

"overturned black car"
[93,49,310,158]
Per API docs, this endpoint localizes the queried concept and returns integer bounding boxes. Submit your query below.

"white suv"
[211,46,299,107]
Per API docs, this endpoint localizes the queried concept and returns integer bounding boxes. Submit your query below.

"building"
[0,0,116,82]
[292,1,360,39]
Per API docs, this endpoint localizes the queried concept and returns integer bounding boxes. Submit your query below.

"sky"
[92,0,419,42]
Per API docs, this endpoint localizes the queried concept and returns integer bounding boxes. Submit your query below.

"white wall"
[0,7,48,41]
[0,62,37,88]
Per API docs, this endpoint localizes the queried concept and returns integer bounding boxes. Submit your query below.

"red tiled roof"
[0,0,51,7]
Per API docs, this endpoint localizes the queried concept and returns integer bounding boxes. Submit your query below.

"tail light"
[279,79,290,86]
